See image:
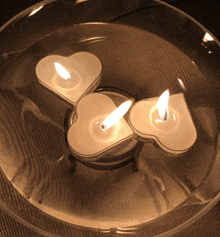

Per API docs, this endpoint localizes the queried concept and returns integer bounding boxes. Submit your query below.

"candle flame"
[100,99,134,130]
[54,62,71,80]
[157,90,169,121]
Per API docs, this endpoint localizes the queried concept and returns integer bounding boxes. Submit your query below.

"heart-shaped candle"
[67,93,135,160]
[129,92,197,154]
[36,52,102,104]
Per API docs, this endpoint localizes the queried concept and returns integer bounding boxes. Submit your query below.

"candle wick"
[100,124,106,131]
[164,109,168,121]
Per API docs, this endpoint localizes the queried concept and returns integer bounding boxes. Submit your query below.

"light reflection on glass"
[79,36,107,44]
[116,230,136,234]
[100,230,111,233]
[177,78,186,91]
[28,5,44,17]
[76,0,88,3]
[203,32,214,42]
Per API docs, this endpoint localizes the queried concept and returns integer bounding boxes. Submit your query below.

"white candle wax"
[36,52,102,104]
[67,93,134,159]
[129,93,197,154]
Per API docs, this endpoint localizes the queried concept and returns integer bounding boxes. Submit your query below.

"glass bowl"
[0,0,220,236]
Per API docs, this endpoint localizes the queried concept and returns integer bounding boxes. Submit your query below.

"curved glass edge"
[156,192,220,237]
[1,180,220,237]
[0,198,58,237]
[0,0,220,236]
[0,0,57,32]
[1,0,220,46]
[154,0,220,45]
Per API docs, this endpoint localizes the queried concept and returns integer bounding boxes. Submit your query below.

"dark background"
[0,0,220,41]
[0,0,220,236]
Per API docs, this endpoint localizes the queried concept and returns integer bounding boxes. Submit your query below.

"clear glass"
[0,0,220,236]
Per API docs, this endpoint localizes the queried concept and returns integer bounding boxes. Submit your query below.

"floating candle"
[36,52,102,104]
[128,91,197,154]
[67,92,135,160]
